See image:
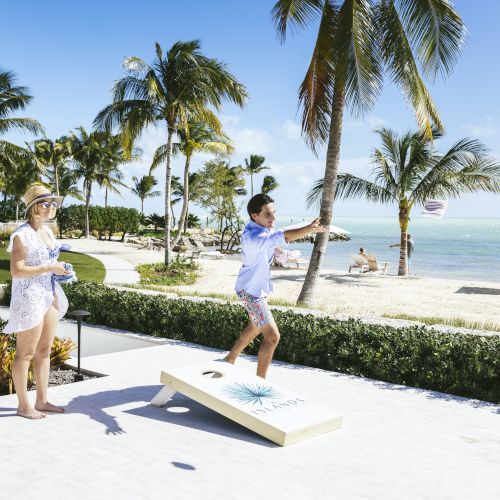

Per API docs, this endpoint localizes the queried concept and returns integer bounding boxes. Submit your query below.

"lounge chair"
[175,237,201,261]
[348,255,369,273]
[366,253,389,274]
[193,239,224,260]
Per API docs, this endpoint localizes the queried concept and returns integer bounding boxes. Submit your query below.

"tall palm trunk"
[84,181,91,238]
[250,173,254,198]
[298,84,345,305]
[105,186,109,208]
[174,154,191,244]
[164,128,174,265]
[140,198,144,215]
[15,201,20,222]
[54,165,60,197]
[398,204,409,276]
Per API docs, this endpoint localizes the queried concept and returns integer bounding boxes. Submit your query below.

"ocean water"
[274,216,500,283]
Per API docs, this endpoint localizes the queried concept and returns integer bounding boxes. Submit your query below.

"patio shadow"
[126,392,277,448]
[65,384,161,435]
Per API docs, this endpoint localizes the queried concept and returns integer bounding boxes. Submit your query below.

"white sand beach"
[62,238,500,327]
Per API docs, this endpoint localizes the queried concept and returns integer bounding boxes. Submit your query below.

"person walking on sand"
[223,193,326,378]
[3,185,71,419]
[389,233,415,274]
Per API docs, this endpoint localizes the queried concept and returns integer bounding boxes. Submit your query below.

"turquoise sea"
[273,216,500,283]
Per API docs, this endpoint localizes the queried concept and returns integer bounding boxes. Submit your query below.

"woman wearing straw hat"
[3,184,71,419]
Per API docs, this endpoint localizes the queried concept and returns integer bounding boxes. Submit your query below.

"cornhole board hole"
[150,361,342,446]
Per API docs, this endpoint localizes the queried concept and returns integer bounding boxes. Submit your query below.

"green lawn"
[0,248,106,284]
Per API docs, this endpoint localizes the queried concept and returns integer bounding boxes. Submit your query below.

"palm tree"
[261,175,279,194]
[171,175,184,226]
[272,0,466,304]
[307,127,500,275]
[156,120,233,242]
[98,133,136,207]
[143,212,164,232]
[131,175,160,214]
[94,40,248,265]
[32,136,72,196]
[51,167,83,206]
[243,154,268,197]
[0,69,44,147]
[70,127,116,237]
[2,148,41,220]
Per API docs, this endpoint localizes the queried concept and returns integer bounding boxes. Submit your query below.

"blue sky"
[2,0,500,219]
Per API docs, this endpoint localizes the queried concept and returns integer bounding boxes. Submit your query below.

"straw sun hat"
[23,185,63,213]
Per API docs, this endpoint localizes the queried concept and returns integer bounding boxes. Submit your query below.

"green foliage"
[137,259,199,286]
[57,204,141,240]
[0,198,16,222]
[0,324,76,395]
[63,281,500,404]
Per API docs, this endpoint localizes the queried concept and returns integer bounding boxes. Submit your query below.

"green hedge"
[52,281,500,404]
[57,204,141,240]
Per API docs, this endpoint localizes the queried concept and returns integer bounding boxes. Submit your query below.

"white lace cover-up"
[3,223,68,334]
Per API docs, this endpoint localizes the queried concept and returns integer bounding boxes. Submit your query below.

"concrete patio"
[1,320,499,500]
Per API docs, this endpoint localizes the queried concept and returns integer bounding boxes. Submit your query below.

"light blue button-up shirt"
[235,220,287,298]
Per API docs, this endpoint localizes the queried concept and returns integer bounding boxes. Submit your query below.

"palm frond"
[397,0,466,81]
[335,0,382,117]
[271,0,324,42]
[298,0,337,151]
[376,1,443,136]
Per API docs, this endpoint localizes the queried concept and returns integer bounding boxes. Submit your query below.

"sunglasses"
[38,200,58,209]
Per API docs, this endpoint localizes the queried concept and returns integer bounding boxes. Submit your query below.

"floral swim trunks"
[236,289,274,327]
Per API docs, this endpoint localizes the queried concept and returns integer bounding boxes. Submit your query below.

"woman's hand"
[51,262,71,276]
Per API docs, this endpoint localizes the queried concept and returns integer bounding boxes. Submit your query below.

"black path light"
[68,310,91,382]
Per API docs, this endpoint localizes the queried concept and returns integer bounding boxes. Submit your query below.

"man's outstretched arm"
[284,218,326,243]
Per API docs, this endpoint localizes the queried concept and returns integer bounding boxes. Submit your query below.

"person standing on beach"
[3,185,71,419]
[223,193,326,378]
[389,234,415,274]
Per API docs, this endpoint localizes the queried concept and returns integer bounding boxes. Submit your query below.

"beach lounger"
[366,254,389,274]
[193,239,224,259]
[348,255,369,273]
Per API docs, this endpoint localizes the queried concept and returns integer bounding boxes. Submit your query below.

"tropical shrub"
[0,319,76,395]
[60,281,500,404]
[57,204,141,239]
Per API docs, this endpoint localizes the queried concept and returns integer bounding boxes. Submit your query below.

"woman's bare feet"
[35,402,65,413]
[17,406,46,419]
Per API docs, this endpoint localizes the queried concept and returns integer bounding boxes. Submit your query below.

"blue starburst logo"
[224,382,284,406]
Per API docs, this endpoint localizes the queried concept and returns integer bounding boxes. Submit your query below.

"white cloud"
[230,127,273,154]
[346,114,386,131]
[277,119,302,140]
[463,124,497,138]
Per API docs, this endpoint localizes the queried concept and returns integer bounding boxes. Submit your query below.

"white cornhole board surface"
[151,361,342,446]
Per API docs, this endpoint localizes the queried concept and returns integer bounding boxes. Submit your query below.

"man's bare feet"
[17,407,46,419]
[35,402,65,413]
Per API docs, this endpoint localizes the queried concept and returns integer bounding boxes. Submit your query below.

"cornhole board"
[150,361,342,446]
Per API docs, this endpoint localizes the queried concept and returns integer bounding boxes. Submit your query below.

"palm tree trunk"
[174,155,191,244]
[250,173,254,198]
[164,128,174,265]
[15,201,19,222]
[183,200,189,233]
[105,186,108,208]
[398,205,409,276]
[298,84,345,305]
[55,165,60,197]
[85,182,91,238]
[141,198,144,215]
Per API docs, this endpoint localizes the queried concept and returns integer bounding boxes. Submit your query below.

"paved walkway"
[1,324,499,500]
[61,239,140,285]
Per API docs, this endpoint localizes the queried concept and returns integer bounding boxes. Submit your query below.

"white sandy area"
[61,238,500,326]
